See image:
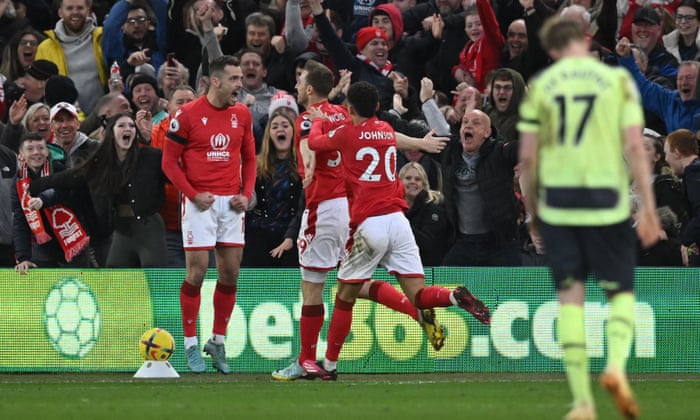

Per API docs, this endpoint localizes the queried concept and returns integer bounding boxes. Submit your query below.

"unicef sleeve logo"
[169,118,180,132]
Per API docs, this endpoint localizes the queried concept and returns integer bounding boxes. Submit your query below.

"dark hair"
[303,60,334,97]
[643,130,668,175]
[677,0,700,18]
[127,0,157,25]
[74,113,140,197]
[257,109,299,182]
[209,55,240,79]
[237,48,267,68]
[347,82,379,118]
[0,29,46,81]
[490,68,514,83]
[19,131,46,148]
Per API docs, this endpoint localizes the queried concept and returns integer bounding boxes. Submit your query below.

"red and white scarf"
[16,159,90,262]
[357,54,393,76]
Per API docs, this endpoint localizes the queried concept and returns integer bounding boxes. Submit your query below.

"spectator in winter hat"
[3,59,58,119]
[129,72,166,124]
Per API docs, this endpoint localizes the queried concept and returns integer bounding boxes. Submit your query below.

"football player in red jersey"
[301,81,491,380]
[162,55,256,374]
[272,60,475,381]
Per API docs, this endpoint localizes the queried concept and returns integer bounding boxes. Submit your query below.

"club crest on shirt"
[231,114,238,128]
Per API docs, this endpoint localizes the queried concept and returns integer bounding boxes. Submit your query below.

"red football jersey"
[308,116,407,228]
[163,96,256,200]
[295,100,348,207]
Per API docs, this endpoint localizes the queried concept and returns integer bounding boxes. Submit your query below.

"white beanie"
[268,91,299,118]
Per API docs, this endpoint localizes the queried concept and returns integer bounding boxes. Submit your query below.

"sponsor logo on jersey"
[201,117,208,126]
[207,133,231,161]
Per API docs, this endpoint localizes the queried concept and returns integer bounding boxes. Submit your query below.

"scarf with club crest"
[16,158,90,262]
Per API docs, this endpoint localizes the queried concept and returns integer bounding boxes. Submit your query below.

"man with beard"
[163,55,256,374]
[35,0,106,114]
[485,68,526,141]
[102,0,167,81]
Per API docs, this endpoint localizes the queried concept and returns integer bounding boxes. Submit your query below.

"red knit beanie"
[356,27,389,53]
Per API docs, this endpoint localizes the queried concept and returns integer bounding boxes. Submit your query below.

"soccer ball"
[44,277,101,359]
[140,328,175,361]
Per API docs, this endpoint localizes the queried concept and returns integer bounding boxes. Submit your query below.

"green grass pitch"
[0,373,698,419]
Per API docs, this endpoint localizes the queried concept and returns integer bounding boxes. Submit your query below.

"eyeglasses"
[20,40,38,47]
[125,16,149,25]
[676,14,697,22]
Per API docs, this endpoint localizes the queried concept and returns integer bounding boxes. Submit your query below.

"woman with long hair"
[399,161,453,266]
[30,113,167,267]
[0,28,44,81]
[242,108,302,267]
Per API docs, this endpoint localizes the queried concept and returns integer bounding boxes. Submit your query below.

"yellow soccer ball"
[139,328,175,361]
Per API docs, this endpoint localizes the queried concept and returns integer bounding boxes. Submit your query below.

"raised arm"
[284,0,310,55]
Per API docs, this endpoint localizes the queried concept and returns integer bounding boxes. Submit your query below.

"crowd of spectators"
[1,0,699,270]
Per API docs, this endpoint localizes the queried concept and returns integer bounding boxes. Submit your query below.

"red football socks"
[325,296,355,363]
[298,304,324,363]
[180,281,201,337]
[212,282,236,336]
[415,286,453,308]
[368,280,418,321]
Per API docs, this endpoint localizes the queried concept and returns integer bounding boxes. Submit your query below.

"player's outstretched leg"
[362,280,445,351]
[418,308,445,351]
[452,286,491,324]
[412,285,491,324]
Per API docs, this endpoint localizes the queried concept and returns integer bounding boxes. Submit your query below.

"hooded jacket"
[486,68,526,142]
[370,4,403,47]
[36,18,106,114]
